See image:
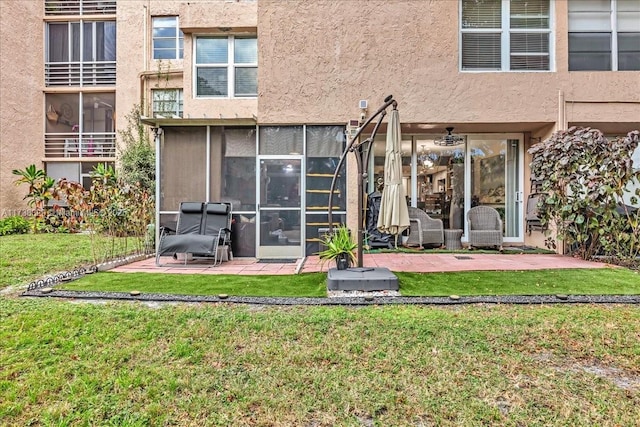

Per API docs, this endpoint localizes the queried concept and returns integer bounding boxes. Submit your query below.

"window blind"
[462,33,501,70]
[510,33,550,70]
[618,0,640,32]
[461,0,550,71]
[461,0,501,29]
[568,0,612,31]
[235,67,258,97]
[196,38,228,64]
[234,38,257,64]
[196,68,227,96]
[510,0,550,29]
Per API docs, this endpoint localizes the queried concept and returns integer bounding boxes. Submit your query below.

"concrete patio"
[114,252,612,276]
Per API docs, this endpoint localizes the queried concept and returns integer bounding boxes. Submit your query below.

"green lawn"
[0,234,141,289]
[2,299,639,426]
[396,268,640,296]
[57,268,640,298]
[2,234,640,425]
[4,233,640,297]
[62,271,328,297]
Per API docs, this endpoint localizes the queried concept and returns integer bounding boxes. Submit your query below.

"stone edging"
[25,253,151,291]
[20,289,640,306]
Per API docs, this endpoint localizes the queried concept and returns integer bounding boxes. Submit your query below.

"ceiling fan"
[434,127,465,146]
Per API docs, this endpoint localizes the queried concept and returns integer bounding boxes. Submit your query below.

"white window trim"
[152,16,184,60]
[568,0,638,71]
[193,35,258,99]
[459,0,555,72]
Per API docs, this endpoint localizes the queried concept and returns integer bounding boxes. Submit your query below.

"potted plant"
[317,224,357,270]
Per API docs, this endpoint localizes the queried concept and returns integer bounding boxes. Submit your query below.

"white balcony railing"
[45,133,116,158]
[45,61,116,86]
[45,0,116,16]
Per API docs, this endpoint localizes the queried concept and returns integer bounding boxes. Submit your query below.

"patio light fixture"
[434,127,465,146]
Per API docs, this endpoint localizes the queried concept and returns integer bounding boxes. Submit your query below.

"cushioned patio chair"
[155,202,232,266]
[467,205,503,250]
[406,206,444,247]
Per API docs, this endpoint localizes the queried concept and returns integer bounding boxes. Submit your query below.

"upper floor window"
[152,16,184,60]
[46,20,116,86]
[45,0,116,15]
[461,0,552,71]
[195,36,257,97]
[152,89,184,118]
[569,0,640,71]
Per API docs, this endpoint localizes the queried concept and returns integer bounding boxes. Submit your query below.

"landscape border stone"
[20,289,640,306]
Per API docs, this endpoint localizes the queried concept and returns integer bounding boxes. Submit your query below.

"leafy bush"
[118,104,155,195]
[0,216,30,236]
[529,127,640,263]
[12,165,57,233]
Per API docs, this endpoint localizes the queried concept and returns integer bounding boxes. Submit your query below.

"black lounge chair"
[155,202,232,266]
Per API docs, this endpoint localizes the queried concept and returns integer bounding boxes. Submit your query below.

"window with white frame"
[46,20,116,86]
[461,0,552,71]
[195,36,257,97]
[152,89,184,118]
[569,0,640,71]
[152,16,184,60]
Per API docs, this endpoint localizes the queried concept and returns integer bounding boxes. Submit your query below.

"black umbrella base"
[326,267,399,291]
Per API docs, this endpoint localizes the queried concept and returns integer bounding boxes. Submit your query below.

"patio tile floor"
[114,253,610,275]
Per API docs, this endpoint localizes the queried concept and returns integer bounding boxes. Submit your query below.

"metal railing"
[45,61,116,86]
[45,132,116,158]
[45,0,116,16]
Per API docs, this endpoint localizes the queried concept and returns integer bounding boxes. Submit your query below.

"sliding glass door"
[467,136,523,240]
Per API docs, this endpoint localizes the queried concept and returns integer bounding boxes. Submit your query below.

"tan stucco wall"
[0,1,45,213]
[1,0,638,244]
[117,0,258,125]
[257,0,640,128]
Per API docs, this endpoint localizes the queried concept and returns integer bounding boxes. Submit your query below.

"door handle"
[515,191,523,203]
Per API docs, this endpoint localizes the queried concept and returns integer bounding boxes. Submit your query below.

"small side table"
[444,229,463,250]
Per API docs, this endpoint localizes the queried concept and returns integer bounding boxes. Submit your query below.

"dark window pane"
[618,33,640,71]
[569,33,612,70]
[48,23,69,62]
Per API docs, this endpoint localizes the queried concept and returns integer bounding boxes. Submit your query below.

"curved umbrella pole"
[327,95,397,268]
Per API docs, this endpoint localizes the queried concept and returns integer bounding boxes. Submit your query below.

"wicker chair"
[406,206,444,247]
[467,206,503,250]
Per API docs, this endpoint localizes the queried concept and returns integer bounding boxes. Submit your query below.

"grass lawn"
[2,234,640,425]
[55,268,640,298]
[61,272,328,297]
[0,234,141,289]
[1,299,639,426]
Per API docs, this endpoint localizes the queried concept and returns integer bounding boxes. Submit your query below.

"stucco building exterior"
[1,0,639,258]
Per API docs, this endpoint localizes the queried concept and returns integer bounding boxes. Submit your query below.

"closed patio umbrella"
[377,108,410,244]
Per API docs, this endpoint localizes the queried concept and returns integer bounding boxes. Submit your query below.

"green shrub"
[0,215,30,236]
[529,127,640,263]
